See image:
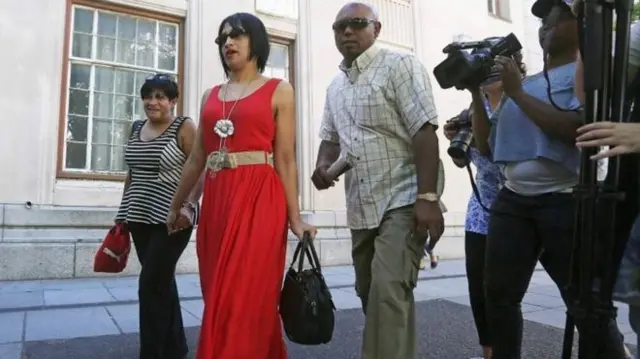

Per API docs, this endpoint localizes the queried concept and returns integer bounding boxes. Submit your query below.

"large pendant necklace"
[210,75,258,175]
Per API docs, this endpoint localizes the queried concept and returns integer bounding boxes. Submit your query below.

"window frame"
[266,35,300,204]
[488,0,511,21]
[56,0,185,181]
[268,35,295,86]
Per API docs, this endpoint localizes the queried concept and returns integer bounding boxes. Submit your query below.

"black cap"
[531,0,573,18]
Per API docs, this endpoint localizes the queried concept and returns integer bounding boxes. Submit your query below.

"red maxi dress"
[196,78,288,359]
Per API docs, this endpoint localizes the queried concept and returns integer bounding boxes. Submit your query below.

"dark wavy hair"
[512,51,527,76]
[140,73,179,100]
[217,13,270,76]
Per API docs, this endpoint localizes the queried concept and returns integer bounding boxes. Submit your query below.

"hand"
[494,55,523,98]
[290,220,318,241]
[412,200,445,243]
[311,165,337,190]
[113,220,127,230]
[576,122,640,159]
[166,206,193,234]
[443,122,458,141]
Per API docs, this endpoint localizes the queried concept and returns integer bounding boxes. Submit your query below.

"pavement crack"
[104,306,124,334]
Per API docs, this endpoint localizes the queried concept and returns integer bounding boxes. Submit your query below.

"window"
[265,38,294,83]
[488,0,510,21]
[59,3,182,178]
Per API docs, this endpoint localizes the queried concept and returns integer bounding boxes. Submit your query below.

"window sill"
[57,170,126,182]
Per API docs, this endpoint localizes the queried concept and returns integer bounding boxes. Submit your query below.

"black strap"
[289,232,322,273]
[129,120,143,141]
[168,116,190,135]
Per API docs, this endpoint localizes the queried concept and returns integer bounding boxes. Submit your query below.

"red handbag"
[94,223,131,273]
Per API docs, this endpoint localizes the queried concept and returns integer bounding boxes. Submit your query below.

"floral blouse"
[464,104,504,235]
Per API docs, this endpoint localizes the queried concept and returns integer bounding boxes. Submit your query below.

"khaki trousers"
[350,205,426,359]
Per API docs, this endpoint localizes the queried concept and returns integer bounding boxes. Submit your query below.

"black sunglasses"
[332,18,376,32]
[146,74,174,82]
[215,28,246,45]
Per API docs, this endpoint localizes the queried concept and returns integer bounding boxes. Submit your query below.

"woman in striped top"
[115,74,202,359]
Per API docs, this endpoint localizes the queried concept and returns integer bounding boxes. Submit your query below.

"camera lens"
[447,129,474,164]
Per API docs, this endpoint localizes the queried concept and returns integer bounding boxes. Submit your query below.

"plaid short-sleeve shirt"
[320,45,440,230]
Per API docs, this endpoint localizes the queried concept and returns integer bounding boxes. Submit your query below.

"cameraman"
[470,1,627,357]
[443,58,524,359]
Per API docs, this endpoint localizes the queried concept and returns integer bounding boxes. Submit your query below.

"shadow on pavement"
[23,299,579,359]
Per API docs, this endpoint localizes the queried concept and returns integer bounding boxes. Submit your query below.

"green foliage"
[634,0,640,22]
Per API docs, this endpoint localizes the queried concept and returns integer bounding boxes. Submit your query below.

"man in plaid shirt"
[311,2,444,358]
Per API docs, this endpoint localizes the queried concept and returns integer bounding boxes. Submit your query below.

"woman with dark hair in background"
[168,12,316,359]
[443,52,526,359]
[115,74,202,359]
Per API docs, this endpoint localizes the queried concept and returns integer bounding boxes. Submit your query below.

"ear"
[374,22,382,38]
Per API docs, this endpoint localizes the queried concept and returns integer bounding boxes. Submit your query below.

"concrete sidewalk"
[0,259,637,358]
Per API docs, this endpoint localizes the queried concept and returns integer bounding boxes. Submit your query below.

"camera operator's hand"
[576,122,640,159]
[494,55,523,98]
[443,122,458,140]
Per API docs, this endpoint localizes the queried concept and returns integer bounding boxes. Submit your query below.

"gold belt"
[206,150,273,173]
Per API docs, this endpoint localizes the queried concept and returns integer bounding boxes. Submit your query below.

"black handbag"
[279,232,336,345]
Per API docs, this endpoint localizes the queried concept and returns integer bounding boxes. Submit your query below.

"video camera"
[433,33,523,90]
[445,108,473,165]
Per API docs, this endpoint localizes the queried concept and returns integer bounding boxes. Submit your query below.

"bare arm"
[121,122,139,196]
[273,81,302,224]
[391,54,440,193]
[412,127,440,193]
[169,90,210,211]
[316,141,341,169]
[511,90,582,144]
[177,118,204,203]
[469,89,492,156]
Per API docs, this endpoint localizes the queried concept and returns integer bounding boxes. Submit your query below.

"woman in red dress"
[167,12,316,359]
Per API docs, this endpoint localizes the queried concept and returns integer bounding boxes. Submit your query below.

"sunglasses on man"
[332,17,377,32]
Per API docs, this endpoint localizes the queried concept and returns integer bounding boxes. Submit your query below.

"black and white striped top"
[115,117,190,224]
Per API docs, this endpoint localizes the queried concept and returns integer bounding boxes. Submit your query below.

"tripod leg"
[562,314,575,358]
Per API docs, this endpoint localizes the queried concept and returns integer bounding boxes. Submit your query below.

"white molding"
[259,12,298,40]
[255,0,298,20]
[296,0,314,211]
[184,0,204,122]
[37,2,68,205]
[100,0,187,17]
[266,28,297,41]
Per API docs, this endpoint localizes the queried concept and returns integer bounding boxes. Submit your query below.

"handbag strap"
[290,236,309,273]
[302,232,323,273]
[288,232,319,273]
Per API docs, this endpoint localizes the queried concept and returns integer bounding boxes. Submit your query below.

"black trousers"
[485,188,626,359]
[465,231,491,347]
[129,223,191,359]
